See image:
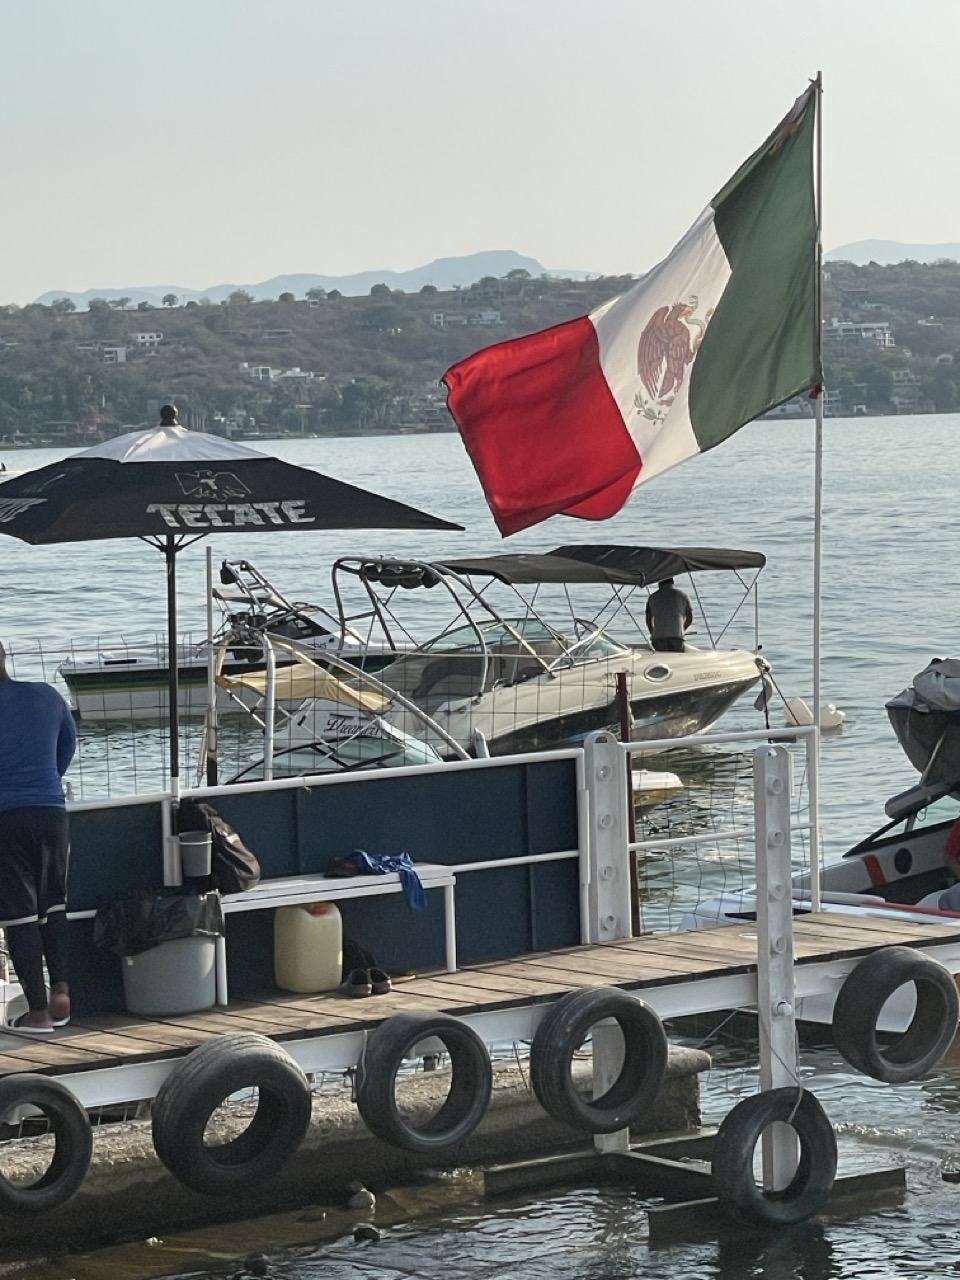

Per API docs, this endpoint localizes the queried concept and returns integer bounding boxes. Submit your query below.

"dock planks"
[4,912,960,1080]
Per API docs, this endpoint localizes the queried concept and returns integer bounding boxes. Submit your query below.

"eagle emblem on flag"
[634,298,714,422]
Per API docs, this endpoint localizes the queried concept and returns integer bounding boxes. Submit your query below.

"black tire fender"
[355,1012,492,1153]
[712,1087,837,1226]
[832,945,960,1083]
[0,1074,92,1214]
[151,1032,312,1196]
[529,987,668,1134]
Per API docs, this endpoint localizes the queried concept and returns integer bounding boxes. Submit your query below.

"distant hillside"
[827,240,960,265]
[34,251,577,309]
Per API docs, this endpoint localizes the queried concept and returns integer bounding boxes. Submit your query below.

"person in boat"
[645,577,694,653]
[0,639,76,1032]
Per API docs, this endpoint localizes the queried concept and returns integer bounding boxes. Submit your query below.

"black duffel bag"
[177,799,261,894]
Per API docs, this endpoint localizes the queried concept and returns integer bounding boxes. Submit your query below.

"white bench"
[216,864,457,1004]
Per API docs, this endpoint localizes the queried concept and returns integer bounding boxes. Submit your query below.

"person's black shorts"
[651,637,685,653]
[0,807,69,927]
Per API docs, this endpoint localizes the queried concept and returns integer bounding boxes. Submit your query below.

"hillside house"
[468,310,503,327]
[823,320,895,349]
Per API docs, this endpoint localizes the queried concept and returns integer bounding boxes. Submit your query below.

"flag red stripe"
[443,316,641,536]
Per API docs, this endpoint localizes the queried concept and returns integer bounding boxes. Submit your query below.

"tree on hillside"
[327,289,342,301]
[162,294,178,308]
[49,297,76,316]
[278,292,296,303]
[933,376,958,412]
[227,290,254,307]
[861,363,894,408]
[419,284,438,297]
[86,298,116,337]
[306,287,327,301]
[136,301,152,311]
[370,283,392,299]
[109,297,132,311]
[362,304,404,331]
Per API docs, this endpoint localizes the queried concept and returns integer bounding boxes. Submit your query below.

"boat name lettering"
[0,496,47,523]
[694,671,722,681]
[145,501,315,529]
[325,712,362,731]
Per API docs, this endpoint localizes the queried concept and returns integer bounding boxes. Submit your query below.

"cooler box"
[121,936,217,1016]
[274,902,342,993]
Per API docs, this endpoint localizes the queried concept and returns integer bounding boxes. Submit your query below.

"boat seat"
[412,655,487,705]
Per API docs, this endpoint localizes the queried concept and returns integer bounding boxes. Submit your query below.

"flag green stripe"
[689,87,820,449]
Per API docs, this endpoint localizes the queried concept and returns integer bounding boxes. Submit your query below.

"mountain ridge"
[34,250,591,309]
[826,239,960,265]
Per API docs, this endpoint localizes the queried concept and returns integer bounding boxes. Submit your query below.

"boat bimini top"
[348,544,766,590]
[328,543,767,696]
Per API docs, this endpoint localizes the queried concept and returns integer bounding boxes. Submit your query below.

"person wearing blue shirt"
[0,640,77,1033]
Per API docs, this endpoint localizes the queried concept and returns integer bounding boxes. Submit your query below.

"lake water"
[6,417,960,1277]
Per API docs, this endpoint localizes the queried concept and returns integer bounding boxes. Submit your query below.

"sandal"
[369,967,392,996]
[339,969,372,998]
[5,1014,54,1035]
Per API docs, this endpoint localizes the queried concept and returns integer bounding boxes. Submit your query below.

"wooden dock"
[7,911,960,1109]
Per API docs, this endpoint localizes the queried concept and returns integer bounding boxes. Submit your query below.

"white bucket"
[179,830,213,878]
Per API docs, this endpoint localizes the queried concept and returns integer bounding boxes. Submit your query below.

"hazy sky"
[0,0,953,304]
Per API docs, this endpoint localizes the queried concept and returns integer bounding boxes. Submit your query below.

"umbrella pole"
[205,545,219,786]
[165,534,181,800]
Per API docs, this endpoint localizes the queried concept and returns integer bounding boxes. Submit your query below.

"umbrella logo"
[175,470,251,500]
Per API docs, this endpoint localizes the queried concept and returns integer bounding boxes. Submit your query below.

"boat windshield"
[899,791,960,833]
[422,617,564,655]
[564,631,630,661]
[847,788,960,854]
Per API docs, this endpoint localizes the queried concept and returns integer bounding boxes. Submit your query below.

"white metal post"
[754,744,800,1189]
[263,635,277,781]
[593,1020,628,1154]
[583,731,633,1154]
[583,732,632,944]
[161,792,181,888]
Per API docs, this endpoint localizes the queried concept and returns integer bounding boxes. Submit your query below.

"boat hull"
[384,645,762,759]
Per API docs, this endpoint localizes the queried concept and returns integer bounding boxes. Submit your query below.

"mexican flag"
[443,84,820,537]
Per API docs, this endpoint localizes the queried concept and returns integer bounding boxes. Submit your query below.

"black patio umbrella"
[0,405,461,790]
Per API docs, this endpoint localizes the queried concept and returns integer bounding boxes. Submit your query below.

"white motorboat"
[220,641,687,808]
[58,557,396,722]
[313,545,770,760]
[216,644,458,785]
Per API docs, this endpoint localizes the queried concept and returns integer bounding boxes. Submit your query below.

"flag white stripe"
[590,207,732,486]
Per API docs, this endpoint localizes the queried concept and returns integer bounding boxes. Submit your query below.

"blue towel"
[348,850,427,911]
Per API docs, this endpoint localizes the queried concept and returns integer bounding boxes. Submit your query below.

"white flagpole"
[811,71,824,910]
